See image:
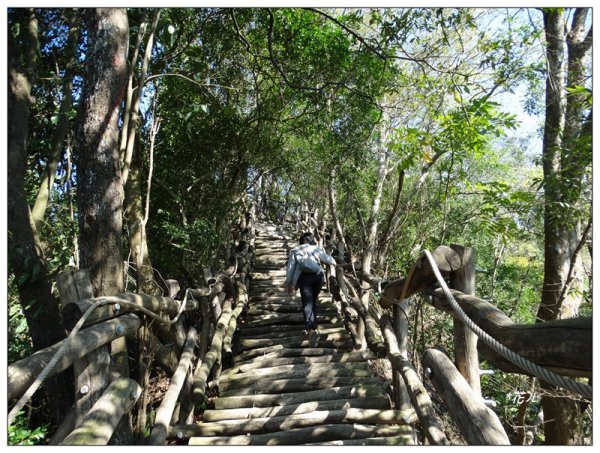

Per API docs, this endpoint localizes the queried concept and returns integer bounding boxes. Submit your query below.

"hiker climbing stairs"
[179,222,416,445]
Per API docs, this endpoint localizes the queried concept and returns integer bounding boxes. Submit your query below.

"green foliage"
[8,275,33,363]
[8,411,49,446]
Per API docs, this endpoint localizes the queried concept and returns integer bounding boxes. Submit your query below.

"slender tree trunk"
[124,131,158,294]
[537,8,592,445]
[119,11,148,167]
[31,11,80,233]
[361,144,389,275]
[377,166,405,270]
[121,9,161,186]
[327,167,346,248]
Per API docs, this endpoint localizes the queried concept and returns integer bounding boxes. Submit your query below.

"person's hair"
[299,232,315,245]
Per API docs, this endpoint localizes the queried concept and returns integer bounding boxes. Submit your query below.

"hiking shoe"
[308,329,319,347]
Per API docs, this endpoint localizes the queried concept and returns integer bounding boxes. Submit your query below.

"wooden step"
[240,312,344,328]
[214,384,386,409]
[236,341,355,359]
[219,363,371,387]
[237,333,352,352]
[224,350,374,375]
[174,408,415,439]
[201,396,391,422]
[186,423,413,445]
[239,325,347,341]
[219,376,384,396]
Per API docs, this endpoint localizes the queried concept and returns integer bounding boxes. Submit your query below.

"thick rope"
[8,299,110,425]
[8,291,191,426]
[422,249,592,401]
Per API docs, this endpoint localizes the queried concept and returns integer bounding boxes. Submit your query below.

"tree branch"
[305,8,388,59]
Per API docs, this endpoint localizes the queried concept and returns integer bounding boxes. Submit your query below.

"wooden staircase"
[179,223,415,445]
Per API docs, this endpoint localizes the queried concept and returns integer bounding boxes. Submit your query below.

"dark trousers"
[297,271,325,330]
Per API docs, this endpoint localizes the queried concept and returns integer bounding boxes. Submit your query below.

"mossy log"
[60,378,141,445]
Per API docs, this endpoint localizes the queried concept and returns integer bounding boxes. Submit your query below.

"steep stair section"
[178,222,415,445]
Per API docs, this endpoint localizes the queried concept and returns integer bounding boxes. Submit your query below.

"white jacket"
[285,244,336,289]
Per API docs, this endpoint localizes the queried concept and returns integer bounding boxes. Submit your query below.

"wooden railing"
[7,212,256,445]
[9,200,592,445]
[289,211,592,445]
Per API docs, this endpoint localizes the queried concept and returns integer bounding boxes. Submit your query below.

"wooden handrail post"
[449,245,481,397]
[60,378,142,445]
[423,348,509,445]
[56,270,110,430]
[392,303,412,412]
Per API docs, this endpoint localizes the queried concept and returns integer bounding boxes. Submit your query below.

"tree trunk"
[361,135,390,275]
[74,8,129,297]
[124,132,158,294]
[537,8,592,445]
[73,11,131,440]
[121,9,161,185]
[7,8,72,422]
[327,167,347,248]
[377,166,405,269]
[31,11,80,233]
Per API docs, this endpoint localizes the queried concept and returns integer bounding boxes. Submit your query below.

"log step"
[201,396,391,422]
[187,423,414,445]
[172,408,415,438]
[219,363,371,387]
[214,384,386,409]
[228,340,373,368]
[219,376,384,396]
[239,325,347,340]
[237,338,354,354]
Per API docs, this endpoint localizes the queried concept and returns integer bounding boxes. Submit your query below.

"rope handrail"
[8,290,193,426]
[420,249,592,401]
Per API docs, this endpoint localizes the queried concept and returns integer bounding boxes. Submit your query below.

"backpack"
[295,247,322,274]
